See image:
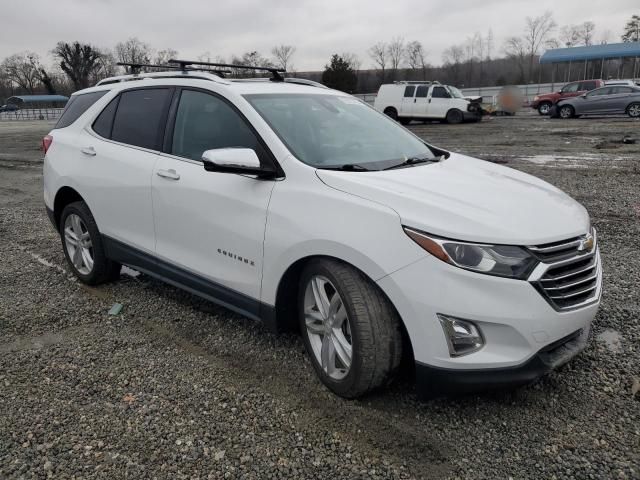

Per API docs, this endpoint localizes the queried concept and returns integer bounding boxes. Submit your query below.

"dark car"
[531,79,604,115]
[0,104,19,113]
[550,85,640,119]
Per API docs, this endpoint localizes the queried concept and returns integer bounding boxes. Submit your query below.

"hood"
[316,153,590,245]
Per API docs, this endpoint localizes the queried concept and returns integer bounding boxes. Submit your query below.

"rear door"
[84,87,173,253]
[601,86,634,113]
[412,85,430,117]
[400,85,416,117]
[151,88,277,307]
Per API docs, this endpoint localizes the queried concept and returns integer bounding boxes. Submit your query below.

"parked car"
[0,104,18,113]
[551,85,640,118]
[374,81,482,124]
[604,79,637,86]
[43,66,601,399]
[531,79,604,115]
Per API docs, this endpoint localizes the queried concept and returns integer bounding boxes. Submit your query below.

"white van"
[373,81,481,124]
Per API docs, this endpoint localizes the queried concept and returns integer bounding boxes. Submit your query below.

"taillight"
[42,135,53,154]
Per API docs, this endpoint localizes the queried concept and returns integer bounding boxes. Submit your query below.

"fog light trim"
[437,313,485,357]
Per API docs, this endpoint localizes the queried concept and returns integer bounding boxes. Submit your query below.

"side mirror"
[580,94,587,98]
[201,148,276,178]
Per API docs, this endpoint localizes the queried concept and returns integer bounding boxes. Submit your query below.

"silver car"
[553,85,640,119]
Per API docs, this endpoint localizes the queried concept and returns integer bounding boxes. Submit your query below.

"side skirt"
[102,235,278,332]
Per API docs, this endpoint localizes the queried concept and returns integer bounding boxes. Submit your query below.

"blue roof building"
[7,94,69,105]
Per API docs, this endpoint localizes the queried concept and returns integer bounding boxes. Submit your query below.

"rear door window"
[580,81,597,91]
[403,86,416,97]
[415,86,429,98]
[111,88,172,150]
[54,91,108,129]
[92,97,119,138]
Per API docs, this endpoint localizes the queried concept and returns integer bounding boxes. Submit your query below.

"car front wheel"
[298,259,403,398]
[60,201,120,285]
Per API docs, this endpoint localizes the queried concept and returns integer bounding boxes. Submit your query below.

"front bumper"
[377,246,601,394]
[415,326,589,397]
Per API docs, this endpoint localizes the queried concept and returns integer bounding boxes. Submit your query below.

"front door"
[151,88,277,309]
[427,85,452,118]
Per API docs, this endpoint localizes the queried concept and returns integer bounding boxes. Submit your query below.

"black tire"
[537,102,552,115]
[446,109,464,124]
[383,107,398,121]
[627,102,640,118]
[399,117,411,125]
[298,259,403,398]
[59,201,121,285]
[558,104,575,119]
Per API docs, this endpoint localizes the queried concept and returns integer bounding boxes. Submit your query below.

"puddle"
[596,328,623,353]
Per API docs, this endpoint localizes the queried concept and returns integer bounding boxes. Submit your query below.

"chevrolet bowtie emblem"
[577,233,594,252]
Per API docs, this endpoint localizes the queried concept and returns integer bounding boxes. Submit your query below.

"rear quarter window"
[53,91,108,129]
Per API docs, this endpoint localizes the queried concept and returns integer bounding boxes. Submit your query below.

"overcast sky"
[1,0,637,71]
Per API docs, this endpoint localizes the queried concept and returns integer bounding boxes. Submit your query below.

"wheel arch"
[271,254,415,363]
[53,186,86,231]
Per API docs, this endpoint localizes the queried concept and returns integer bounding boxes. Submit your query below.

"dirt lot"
[1,115,639,479]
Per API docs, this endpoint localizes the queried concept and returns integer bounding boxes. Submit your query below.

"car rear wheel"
[298,259,403,398]
[559,105,575,119]
[627,103,640,118]
[383,107,398,121]
[537,102,552,115]
[446,109,464,124]
[60,201,121,285]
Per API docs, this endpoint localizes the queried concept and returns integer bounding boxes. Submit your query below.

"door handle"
[428,98,432,103]
[414,98,416,103]
[81,146,96,156]
[156,168,180,180]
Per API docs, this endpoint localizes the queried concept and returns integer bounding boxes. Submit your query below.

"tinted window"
[111,88,171,150]
[561,83,580,93]
[432,86,451,98]
[611,86,632,94]
[54,91,107,129]
[588,87,613,97]
[171,90,267,163]
[580,81,597,91]
[404,86,415,97]
[415,86,429,98]
[92,97,119,138]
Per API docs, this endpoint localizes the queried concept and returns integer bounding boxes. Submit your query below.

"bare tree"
[560,25,581,47]
[115,37,152,71]
[1,53,41,93]
[387,37,405,79]
[271,45,296,71]
[91,50,118,84]
[442,45,464,84]
[405,41,428,80]
[154,49,179,65]
[523,11,557,81]
[53,42,103,90]
[341,52,361,73]
[577,21,596,46]
[503,37,527,84]
[368,42,388,81]
[486,29,494,61]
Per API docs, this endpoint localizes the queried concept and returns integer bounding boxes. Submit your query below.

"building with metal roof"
[7,95,69,106]
[540,42,640,82]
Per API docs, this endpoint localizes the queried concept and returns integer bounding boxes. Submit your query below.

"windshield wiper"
[383,155,441,171]
[319,164,373,172]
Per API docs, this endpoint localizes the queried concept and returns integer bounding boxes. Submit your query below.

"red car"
[531,79,605,115]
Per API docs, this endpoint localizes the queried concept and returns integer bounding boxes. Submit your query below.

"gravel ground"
[0,115,639,479]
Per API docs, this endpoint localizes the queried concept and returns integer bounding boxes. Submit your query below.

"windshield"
[244,93,435,170]
[448,86,465,99]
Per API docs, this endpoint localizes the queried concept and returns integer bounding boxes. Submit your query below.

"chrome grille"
[529,229,601,311]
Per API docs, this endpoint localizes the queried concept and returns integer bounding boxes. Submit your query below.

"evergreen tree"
[322,55,357,93]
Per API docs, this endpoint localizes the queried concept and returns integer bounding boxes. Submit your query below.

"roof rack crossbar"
[169,59,285,81]
[116,62,231,76]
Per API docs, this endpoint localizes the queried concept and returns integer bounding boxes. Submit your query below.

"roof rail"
[231,77,328,89]
[95,70,230,86]
[393,80,441,85]
[169,59,286,82]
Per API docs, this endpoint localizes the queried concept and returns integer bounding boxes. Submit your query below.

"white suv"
[373,81,482,124]
[43,62,601,399]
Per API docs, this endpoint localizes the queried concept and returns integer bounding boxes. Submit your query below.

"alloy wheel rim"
[540,104,550,114]
[303,275,353,380]
[630,105,640,117]
[560,107,572,118]
[64,214,94,275]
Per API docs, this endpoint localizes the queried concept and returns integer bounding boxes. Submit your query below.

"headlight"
[534,95,540,101]
[403,227,538,279]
